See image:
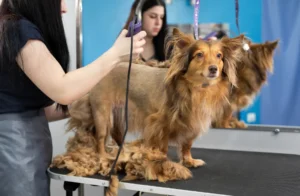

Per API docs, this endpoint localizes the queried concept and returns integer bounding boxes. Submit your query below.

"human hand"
[198,35,217,41]
[111,29,146,62]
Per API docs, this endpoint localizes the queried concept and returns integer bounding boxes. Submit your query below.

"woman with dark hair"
[123,0,168,62]
[0,0,146,195]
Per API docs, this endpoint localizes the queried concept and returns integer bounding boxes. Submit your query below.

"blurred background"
[80,0,300,127]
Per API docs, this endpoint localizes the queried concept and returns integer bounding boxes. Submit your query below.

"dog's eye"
[216,53,222,59]
[196,52,204,58]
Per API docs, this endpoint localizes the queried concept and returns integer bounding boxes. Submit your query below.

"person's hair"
[0,0,70,112]
[215,30,227,39]
[123,0,168,61]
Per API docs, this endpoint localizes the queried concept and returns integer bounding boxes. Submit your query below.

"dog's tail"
[111,107,125,146]
[105,175,119,196]
[67,94,94,132]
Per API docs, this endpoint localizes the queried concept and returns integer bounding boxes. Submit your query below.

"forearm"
[18,30,145,106]
[53,48,121,104]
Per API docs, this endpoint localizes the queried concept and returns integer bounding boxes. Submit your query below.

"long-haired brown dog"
[67,28,246,168]
[138,39,279,129]
[212,40,279,128]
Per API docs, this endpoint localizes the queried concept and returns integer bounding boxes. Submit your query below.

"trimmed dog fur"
[66,28,246,168]
[51,128,192,181]
[51,127,192,196]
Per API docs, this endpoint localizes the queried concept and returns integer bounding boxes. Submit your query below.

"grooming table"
[48,125,300,196]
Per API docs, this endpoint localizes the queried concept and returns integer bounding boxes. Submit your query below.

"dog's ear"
[265,40,279,53]
[176,37,192,50]
[165,51,190,86]
[166,28,192,60]
[165,28,194,75]
[257,40,279,73]
[172,28,194,50]
[172,27,183,36]
[164,44,192,87]
[220,34,246,87]
[221,34,247,53]
[172,34,194,74]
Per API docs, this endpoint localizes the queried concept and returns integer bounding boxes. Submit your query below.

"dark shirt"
[0,18,54,114]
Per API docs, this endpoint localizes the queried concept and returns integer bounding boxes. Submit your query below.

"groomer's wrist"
[108,46,121,65]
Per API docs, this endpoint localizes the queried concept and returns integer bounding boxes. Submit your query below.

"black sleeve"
[18,19,45,52]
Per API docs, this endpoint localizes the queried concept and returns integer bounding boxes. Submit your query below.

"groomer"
[0,0,146,195]
[123,0,168,62]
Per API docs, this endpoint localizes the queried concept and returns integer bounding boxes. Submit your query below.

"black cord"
[235,0,240,34]
[108,15,137,179]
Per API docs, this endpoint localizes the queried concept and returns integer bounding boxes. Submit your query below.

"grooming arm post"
[63,181,80,196]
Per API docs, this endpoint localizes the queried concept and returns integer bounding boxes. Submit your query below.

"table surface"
[227,124,300,133]
[49,147,300,196]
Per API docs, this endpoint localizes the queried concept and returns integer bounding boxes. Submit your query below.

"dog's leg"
[143,113,170,155]
[145,127,169,154]
[93,107,111,157]
[237,95,251,109]
[236,120,247,128]
[229,117,247,128]
[160,130,170,154]
[212,104,234,129]
[180,140,205,168]
[221,105,234,128]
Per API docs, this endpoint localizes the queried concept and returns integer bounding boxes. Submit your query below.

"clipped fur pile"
[51,127,192,181]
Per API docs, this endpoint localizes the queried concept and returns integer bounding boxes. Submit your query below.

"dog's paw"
[229,118,247,129]
[181,158,206,168]
[222,121,233,129]
[235,120,247,128]
[99,168,110,176]
[237,96,252,108]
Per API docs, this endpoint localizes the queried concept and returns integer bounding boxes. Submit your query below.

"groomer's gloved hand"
[112,29,147,62]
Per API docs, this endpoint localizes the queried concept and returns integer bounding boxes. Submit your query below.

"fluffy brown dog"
[212,40,279,128]
[68,28,245,169]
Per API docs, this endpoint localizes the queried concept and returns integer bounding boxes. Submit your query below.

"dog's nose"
[209,65,218,74]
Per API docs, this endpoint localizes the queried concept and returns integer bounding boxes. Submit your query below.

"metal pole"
[78,184,84,196]
[75,0,83,69]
